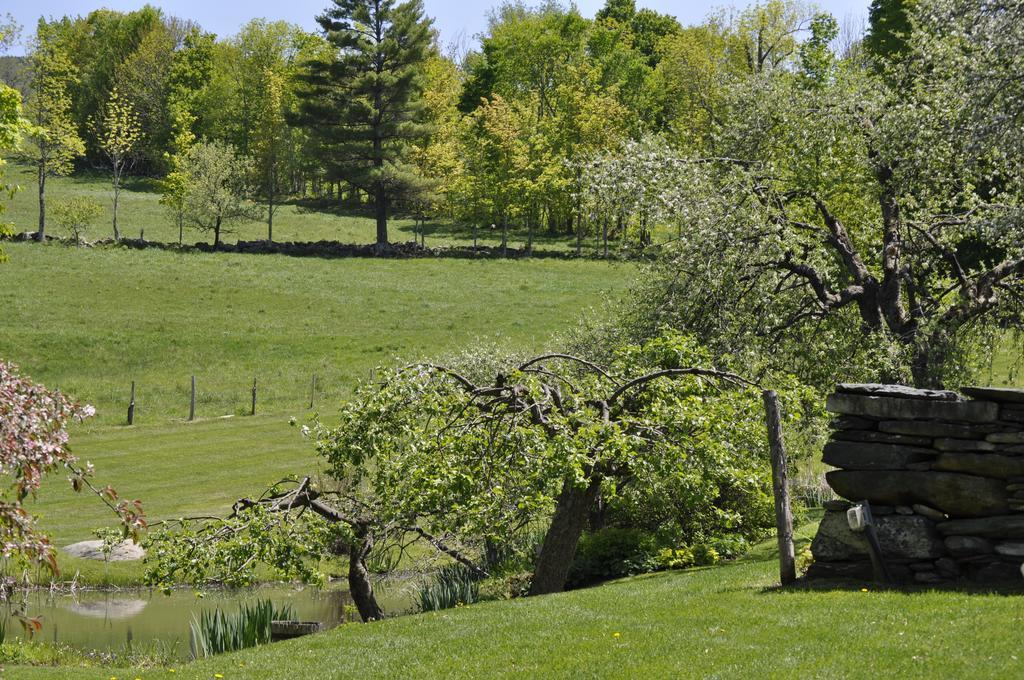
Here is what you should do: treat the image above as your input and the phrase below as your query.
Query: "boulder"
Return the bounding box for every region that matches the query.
[823,499,852,511]
[811,510,945,561]
[826,394,998,423]
[914,571,945,584]
[831,430,932,446]
[826,470,1009,518]
[937,515,1024,538]
[944,535,994,556]
[962,387,1024,404]
[804,560,874,581]
[836,384,962,401]
[822,441,936,470]
[932,452,1024,479]
[933,438,998,453]
[63,540,145,561]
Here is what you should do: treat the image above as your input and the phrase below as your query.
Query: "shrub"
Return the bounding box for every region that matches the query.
[51,197,102,244]
[692,543,720,566]
[566,527,658,588]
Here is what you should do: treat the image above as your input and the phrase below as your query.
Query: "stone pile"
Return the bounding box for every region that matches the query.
[808,383,1024,584]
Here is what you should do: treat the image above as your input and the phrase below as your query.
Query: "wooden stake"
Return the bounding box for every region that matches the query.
[310,374,317,409]
[251,377,257,416]
[763,389,796,585]
[127,381,135,425]
[189,375,196,421]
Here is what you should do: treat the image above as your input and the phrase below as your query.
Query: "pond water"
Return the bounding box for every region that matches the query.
[2,582,412,660]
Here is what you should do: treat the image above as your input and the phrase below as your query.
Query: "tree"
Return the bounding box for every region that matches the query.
[52,197,102,245]
[629,1,1024,390]
[251,67,288,242]
[0,18,22,263]
[144,332,779,615]
[92,86,142,241]
[296,0,434,250]
[180,141,259,248]
[19,19,85,242]
[864,0,916,63]
[0,361,145,593]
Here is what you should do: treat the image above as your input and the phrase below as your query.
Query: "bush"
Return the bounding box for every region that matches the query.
[51,197,102,244]
[566,527,658,588]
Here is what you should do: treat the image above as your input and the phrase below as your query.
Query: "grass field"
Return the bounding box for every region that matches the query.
[0,242,632,426]
[14,516,1024,679]
[2,162,594,251]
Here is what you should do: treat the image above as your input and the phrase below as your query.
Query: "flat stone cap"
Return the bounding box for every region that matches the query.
[836,383,962,401]
[961,386,1024,404]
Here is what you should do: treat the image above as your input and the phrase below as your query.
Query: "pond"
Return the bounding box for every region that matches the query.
[2,582,413,660]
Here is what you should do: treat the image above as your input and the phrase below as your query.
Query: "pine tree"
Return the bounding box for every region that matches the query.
[865,0,916,63]
[297,0,434,249]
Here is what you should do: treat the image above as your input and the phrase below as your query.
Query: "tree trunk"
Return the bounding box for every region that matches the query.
[348,525,384,622]
[112,164,121,241]
[37,167,46,242]
[529,474,603,596]
[178,213,183,246]
[267,195,274,244]
[214,216,222,249]
[374,187,388,249]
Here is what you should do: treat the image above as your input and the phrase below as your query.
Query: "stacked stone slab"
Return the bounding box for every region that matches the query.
[808,383,1024,584]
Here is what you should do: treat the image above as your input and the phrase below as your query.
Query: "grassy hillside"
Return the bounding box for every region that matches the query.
[0,243,632,425]
[15,520,1024,679]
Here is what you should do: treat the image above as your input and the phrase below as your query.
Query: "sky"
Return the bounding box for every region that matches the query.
[3,0,872,55]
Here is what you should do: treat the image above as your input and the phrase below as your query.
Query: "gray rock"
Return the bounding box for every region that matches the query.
[811,511,946,561]
[967,559,1023,582]
[908,562,935,572]
[1007,484,1024,492]
[831,430,933,446]
[836,383,962,401]
[914,571,945,584]
[933,438,998,453]
[826,470,1009,518]
[879,420,986,438]
[895,505,914,515]
[871,505,895,515]
[823,499,852,512]
[831,415,879,430]
[822,441,936,471]
[935,557,960,577]
[932,452,1024,479]
[937,515,1024,538]
[962,387,1024,404]
[944,535,994,556]
[999,406,1024,423]
[804,560,873,581]
[912,504,946,521]
[995,542,1024,557]
[986,432,1024,444]
[63,540,145,561]
[826,394,998,423]
[906,462,934,471]
[997,445,1024,454]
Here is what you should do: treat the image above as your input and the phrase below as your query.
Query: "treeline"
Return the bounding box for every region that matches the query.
[3,0,855,248]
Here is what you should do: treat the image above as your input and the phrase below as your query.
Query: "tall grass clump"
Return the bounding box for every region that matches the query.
[189,599,295,658]
[417,565,480,613]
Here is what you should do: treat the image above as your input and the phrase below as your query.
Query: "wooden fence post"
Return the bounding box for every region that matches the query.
[763,389,796,585]
[251,377,257,416]
[127,381,135,425]
[189,375,196,421]
[309,374,317,409]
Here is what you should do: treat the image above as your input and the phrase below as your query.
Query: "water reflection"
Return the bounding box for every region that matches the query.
[2,583,404,660]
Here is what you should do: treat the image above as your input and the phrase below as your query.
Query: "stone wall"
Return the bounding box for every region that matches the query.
[808,383,1024,584]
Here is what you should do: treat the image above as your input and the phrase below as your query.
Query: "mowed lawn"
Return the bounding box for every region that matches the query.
[0,243,633,425]
[15,518,1024,679]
